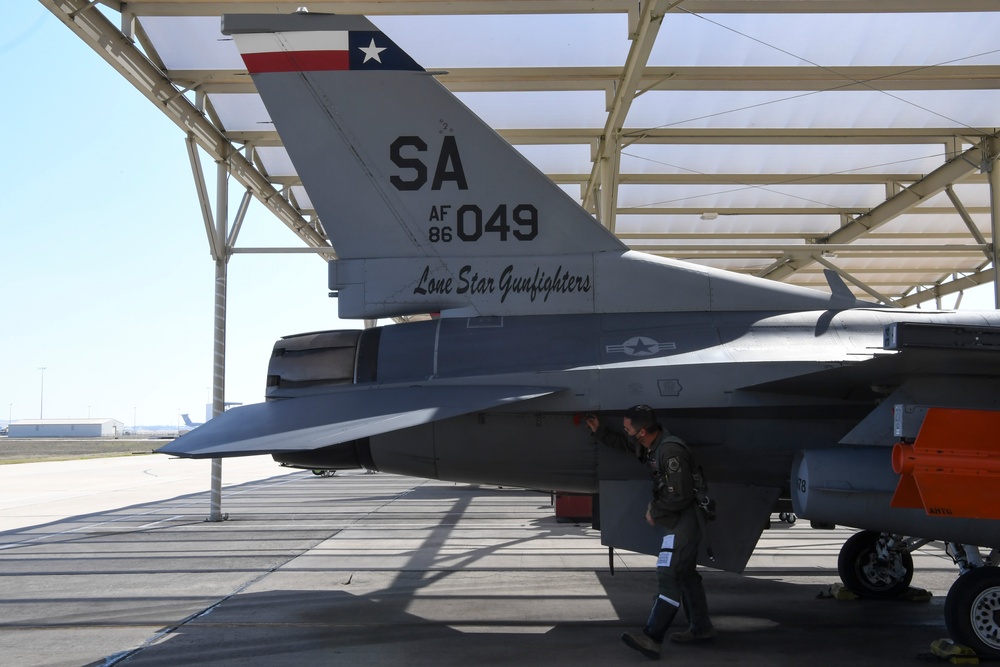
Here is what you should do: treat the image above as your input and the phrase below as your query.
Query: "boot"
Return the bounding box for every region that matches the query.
[621,631,662,660]
[669,627,717,643]
[673,581,713,643]
[622,595,679,659]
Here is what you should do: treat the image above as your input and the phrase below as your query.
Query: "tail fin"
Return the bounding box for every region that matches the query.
[224,12,853,318]
[181,414,194,427]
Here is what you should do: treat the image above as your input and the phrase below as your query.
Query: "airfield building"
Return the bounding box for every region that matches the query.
[8,419,126,438]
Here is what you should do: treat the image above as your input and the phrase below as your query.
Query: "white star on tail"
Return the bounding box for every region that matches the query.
[359,39,386,64]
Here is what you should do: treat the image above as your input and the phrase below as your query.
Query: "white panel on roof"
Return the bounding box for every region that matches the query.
[513,144,594,173]
[255,147,295,177]
[456,91,607,129]
[207,93,271,131]
[618,183,888,210]
[371,14,630,68]
[616,214,841,236]
[139,16,243,69]
[651,13,1000,67]
[877,214,990,236]
[626,89,1000,130]
[920,184,994,208]
[291,186,311,211]
[619,144,950,175]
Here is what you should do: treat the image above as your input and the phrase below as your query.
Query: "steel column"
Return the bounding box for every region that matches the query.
[989,137,1000,309]
[209,158,230,522]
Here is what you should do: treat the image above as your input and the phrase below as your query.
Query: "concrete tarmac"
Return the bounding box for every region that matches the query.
[0,455,962,667]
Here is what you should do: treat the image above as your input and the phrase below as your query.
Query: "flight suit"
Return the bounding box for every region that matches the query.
[593,425,713,646]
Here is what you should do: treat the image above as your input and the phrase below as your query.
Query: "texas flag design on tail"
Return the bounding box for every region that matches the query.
[235,29,423,73]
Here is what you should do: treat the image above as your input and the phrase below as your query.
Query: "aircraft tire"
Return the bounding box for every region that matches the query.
[945,566,1000,658]
[837,530,913,599]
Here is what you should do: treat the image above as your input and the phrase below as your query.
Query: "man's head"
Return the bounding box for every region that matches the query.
[623,404,661,449]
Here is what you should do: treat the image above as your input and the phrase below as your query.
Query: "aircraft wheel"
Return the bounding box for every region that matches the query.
[837,530,913,599]
[945,566,1000,658]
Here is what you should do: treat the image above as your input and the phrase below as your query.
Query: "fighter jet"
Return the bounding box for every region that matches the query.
[159,12,1000,656]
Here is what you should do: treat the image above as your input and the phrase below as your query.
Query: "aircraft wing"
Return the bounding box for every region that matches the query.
[157,384,562,458]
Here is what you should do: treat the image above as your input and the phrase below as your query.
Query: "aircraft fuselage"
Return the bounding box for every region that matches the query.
[269,308,1000,497]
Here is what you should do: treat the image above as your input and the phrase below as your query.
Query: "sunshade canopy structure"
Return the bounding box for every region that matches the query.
[41,0,1000,309]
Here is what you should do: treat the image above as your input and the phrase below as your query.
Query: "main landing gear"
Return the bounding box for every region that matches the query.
[837,531,918,599]
[837,531,1000,658]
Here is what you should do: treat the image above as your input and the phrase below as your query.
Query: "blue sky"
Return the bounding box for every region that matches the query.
[2,5,358,428]
[2,5,997,429]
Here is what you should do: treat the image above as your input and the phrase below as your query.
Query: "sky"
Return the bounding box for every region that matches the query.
[2,5,997,429]
[1,5,360,428]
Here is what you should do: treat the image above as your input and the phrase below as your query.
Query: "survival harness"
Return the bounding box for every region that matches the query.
[644,436,716,522]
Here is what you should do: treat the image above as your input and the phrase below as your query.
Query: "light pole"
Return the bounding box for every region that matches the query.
[38,367,46,419]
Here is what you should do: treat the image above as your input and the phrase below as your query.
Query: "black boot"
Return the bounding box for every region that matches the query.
[622,595,679,659]
[673,582,714,642]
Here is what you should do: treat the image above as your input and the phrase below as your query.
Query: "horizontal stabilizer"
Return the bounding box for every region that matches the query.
[890,408,1000,519]
[157,384,560,459]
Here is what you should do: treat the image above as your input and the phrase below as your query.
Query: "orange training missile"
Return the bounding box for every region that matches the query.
[890,408,1000,519]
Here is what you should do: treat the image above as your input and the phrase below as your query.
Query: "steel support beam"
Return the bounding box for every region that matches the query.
[597,151,620,229]
[944,185,992,261]
[208,158,230,522]
[756,140,988,282]
[584,0,680,222]
[897,268,996,308]
[989,138,1000,309]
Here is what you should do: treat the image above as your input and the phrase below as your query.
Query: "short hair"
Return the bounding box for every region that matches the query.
[625,404,660,433]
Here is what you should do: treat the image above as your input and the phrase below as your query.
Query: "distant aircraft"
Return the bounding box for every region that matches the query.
[180,403,243,429]
[180,414,203,429]
[159,12,1000,656]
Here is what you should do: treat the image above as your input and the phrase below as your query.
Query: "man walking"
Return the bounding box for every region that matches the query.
[586,405,715,659]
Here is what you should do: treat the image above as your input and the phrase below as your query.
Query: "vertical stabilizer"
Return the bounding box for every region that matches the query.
[224,13,855,318]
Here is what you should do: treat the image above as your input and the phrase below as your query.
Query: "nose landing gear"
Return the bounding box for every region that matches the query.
[837,530,915,599]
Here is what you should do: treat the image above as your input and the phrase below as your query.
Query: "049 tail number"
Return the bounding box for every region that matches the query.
[429,204,537,243]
